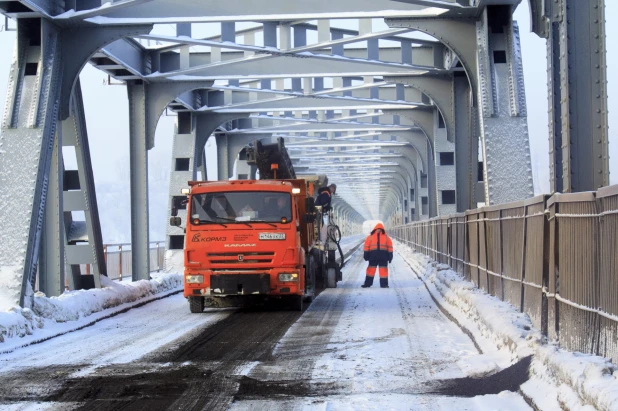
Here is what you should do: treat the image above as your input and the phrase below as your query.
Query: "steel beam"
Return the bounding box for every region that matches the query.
[150,54,441,81]
[75,1,450,23]
[39,119,65,298]
[61,80,107,290]
[454,73,476,211]
[546,0,609,192]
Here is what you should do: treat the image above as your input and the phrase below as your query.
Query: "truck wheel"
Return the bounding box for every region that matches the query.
[291,295,304,311]
[189,296,204,313]
[304,256,316,302]
[327,268,337,288]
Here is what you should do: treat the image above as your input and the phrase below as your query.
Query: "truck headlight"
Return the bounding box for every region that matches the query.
[185,275,204,284]
[279,273,298,282]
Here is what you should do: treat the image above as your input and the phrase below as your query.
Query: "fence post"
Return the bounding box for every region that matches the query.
[520,204,528,313]
[499,209,504,301]
[552,200,559,341]
[447,219,453,268]
[119,245,123,281]
[464,214,469,281]
[483,210,489,293]
[156,242,161,272]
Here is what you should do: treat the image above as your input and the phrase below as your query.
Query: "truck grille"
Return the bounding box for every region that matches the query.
[207,252,275,265]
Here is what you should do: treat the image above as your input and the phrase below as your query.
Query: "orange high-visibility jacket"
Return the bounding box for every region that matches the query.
[363,223,393,262]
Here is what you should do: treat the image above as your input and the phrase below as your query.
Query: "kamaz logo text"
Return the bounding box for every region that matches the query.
[224,244,256,247]
[192,233,226,242]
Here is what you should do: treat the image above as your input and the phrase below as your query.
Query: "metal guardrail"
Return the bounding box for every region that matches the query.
[391,183,618,364]
[80,241,166,282]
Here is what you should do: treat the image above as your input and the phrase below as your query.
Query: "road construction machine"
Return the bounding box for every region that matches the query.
[170,138,343,313]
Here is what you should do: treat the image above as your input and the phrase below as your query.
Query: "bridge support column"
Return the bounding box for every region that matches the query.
[545,0,608,192]
[454,73,477,211]
[127,82,152,281]
[40,119,65,298]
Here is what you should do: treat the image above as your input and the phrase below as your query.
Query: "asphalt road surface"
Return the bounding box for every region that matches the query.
[0,240,531,410]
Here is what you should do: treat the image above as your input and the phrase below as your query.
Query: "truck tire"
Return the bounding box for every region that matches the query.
[304,255,316,302]
[327,268,337,288]
[291,295,304,311]
[189,296,204,313]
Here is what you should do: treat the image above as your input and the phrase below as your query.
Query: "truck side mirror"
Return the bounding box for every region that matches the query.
[171,205,178,217]
[170,216,182,227]
[305,197,316,213]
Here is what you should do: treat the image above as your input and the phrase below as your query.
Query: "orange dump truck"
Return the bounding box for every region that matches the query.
[172,178,326,312]
[170,138,342,313]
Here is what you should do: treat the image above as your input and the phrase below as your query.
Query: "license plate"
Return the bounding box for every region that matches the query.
[259,232,286,240]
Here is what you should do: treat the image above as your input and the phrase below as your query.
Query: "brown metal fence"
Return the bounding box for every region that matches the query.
[391,184,618,364]
[80,241,166,281]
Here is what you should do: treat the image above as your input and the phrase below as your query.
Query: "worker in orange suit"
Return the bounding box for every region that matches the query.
[361,222,394,288]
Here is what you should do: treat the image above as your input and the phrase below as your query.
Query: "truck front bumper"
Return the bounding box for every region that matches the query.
[184,270,301,297]
[209,273,270,295]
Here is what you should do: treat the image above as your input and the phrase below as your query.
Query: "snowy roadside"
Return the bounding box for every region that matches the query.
[0,272,182,353]
[395,240,618,411]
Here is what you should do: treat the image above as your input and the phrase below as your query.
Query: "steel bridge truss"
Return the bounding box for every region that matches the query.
[0,0,608,309]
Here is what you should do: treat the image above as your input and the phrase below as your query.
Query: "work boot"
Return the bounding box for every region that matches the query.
[361,276,374,288]
[380,278,389,288]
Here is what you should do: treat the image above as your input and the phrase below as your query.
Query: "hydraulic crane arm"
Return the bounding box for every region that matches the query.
[245,137,296,180]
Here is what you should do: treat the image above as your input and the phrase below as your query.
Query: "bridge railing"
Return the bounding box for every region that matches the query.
[79,241,166,282]
[392,183,618,364]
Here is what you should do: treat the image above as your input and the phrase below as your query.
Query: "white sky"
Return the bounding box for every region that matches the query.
[0,2,616,196]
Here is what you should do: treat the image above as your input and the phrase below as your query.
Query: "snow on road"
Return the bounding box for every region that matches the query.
[0,294,229,374]
[231,251,532,410]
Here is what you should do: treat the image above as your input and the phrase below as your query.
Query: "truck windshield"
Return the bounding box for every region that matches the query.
[190,191,292,224]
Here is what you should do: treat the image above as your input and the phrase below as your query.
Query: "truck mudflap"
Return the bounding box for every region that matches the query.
[210,274,270,295]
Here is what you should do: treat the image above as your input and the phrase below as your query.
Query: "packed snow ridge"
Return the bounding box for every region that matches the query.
[0,272,182,351]
[394,241,618,411]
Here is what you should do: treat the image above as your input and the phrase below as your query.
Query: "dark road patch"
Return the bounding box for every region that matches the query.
[427,355,532,397]
[150,307,304,363]
[234,376,343,400]
[44,365,210,410]
[0,307,305,411]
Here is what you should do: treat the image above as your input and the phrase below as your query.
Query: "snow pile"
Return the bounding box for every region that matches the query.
[527,345,618,410]
[395,241,618,411]
[33,273,182,322]
[0,272,182,347]
[0,307,43,342]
